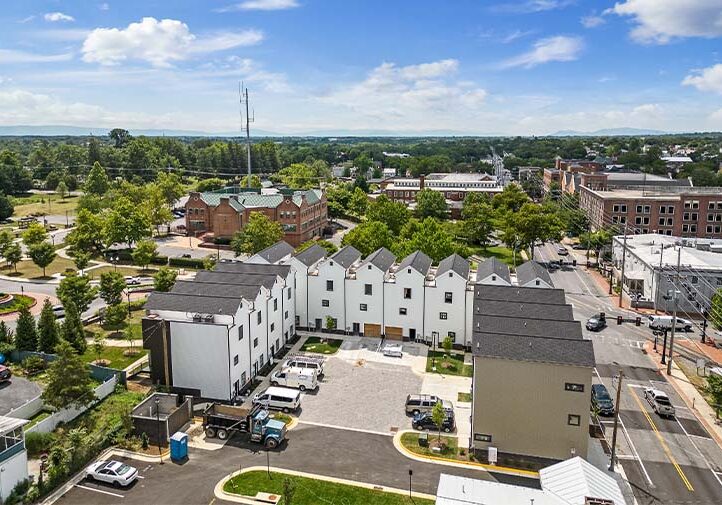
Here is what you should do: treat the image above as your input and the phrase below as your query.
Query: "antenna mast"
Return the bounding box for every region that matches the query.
[239,82,254,188]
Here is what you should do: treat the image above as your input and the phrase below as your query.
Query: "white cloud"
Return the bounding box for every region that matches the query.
[492,0,574,14]
[215,0,299,12]
[99,3,110,10]
[682,64,722,94]
[501,29,535,43]
[44,12,75,22]
[581,15,605,28]
[501,36,583,68]
[81,17,263,67]
[0,49,73,64]
[631,103,661,116]
[18,15,36,24]
[608,0,722,44]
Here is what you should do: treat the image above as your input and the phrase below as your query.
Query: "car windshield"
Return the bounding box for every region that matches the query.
[656,397,671,406]
[115,464,133,475]
[597,391,611,401]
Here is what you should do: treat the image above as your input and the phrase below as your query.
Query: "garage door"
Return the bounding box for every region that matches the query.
[364,323,381,337]
[385,326,403,340]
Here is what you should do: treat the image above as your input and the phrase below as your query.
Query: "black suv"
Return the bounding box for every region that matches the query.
[591,384,615,416]
[586,314,606,332]
[412,412,455,432]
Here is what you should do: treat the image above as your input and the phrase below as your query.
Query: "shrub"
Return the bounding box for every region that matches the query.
[168,256,206,269]
[22,355,47,375]
[213,237,231,245]
[140,431,149,449]
[25,431,55,457]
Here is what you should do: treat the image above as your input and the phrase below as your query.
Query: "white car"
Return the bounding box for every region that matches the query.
[124,276,141,286]
[382,344,403,357]
[86,460,138,487]
[643,388,676,418]
[557,246,569,256]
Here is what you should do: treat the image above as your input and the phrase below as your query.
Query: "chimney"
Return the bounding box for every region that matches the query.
[419,175,425,190]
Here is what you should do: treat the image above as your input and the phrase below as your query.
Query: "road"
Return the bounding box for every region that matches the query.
[328,218,357,247]
[536,242,722,505]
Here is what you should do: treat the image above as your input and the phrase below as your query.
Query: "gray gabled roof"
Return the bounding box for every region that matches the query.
[474,299,574,321]
[293,244,327,267]
[472,332,595,368]
[193,271,277,289]
[145,292,242,316]
[214,261,290,277]
[171,280,264,300]
[474,314,582,339]
[475,257,511,284]
[474,285,567,304]
[329,245,361,269]
[252,241,294,264]
[398,251,432,275]
[436,253,470,279]
[516,260,553,287]
[361,247,396,272]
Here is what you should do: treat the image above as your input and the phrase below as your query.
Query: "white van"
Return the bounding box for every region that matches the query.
[270,367,318,391]
[253,386,302,413]
[647,315,693,332]
[283,356,325,376]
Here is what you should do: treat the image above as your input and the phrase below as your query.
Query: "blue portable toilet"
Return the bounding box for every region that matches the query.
[169,432,188,462]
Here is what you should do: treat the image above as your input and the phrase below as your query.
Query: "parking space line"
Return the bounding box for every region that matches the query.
[74,484,124,498]
[628,386,694,492]
[673,414,722,489]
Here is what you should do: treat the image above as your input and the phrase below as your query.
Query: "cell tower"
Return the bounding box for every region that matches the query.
[239,82,254,188]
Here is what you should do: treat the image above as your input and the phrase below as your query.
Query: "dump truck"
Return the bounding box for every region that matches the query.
[202,403,286,448]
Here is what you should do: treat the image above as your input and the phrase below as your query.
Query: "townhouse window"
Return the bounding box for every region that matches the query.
[399,307,407,315]
[658,217,666,226]
[365,284,373,295]
[666,217,673,226]
[474,433,492,443]
[691,276,698,284]
[360,303,368,312]
[322,299,330,307]
[257,312,262,325]
[448,331,456,342]
[404,288,412,299]
[253,337,259,348]
[273,298,278,311]
[285,310,289,319]
[567,414,581,426]
[445,292,453,303]
[565,383,584,392]
[259,354,265,366]
[238,326,244,340]
[535,280,541,286]
[270,323,275,332]
[326,280,334,291]
[288,288,292,299]
[439,312,448,320]
[407,268,412,274]
[241,372,247,384]
[233,355,239,366]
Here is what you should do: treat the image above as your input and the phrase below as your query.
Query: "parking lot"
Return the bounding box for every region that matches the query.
[0,376,41,415]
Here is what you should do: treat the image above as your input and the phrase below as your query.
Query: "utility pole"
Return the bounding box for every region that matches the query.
[608,369,624,472]
[240,82,254,188]
[667,247,681,376]
[702,310,708,344]
[618,225,628,308]
[654,245,665,314]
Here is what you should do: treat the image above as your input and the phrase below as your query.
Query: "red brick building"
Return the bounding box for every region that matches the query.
[185,188,328,247]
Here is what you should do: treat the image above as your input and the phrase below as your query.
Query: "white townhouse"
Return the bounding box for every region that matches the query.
[424,254,473,348]
[516,260,555,289]
[143,262,295,402]
[307,245,362,331]
[288,244,327,331]
[346,248,397,337]
[383,251,433,341]
[475,257,511,286]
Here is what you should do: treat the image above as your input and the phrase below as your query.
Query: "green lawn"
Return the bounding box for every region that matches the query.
[24,410,51,430]
[425,351,472,377]
[79,345,147,370]
[400,432,469,462]
[0,294,34,314]
[85,310,144,341]
[11,194,79,218]
[1,256,77,279]
[223,471,434,505]
[84,265,148,279]
[470,245,519,267]
[457,392,472,403]
[300,337,342,355]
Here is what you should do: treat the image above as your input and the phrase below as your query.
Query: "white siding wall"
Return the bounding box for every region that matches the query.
[383,268,425,338]
[290,258,309,329]
[424,272,469,345]
[248,288,270,376]
[477,274,511,286]
[519,278,554,289]
[308,260,347,330]
[346,265,385,334]
[0,449,28,501]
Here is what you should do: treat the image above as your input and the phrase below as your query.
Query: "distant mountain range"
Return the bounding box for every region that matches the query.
[548,127,668,137]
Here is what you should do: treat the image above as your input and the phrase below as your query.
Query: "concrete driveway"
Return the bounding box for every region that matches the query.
[0,376,41,415]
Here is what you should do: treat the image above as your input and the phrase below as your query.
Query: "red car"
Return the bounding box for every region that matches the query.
[0,365,11,384]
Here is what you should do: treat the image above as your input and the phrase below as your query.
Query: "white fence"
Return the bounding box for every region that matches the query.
[8,376,119,434]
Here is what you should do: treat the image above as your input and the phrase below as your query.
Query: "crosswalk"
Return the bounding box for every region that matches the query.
[588,334,645,349]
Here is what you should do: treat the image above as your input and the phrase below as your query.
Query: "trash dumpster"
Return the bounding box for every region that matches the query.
[169,432,188,462]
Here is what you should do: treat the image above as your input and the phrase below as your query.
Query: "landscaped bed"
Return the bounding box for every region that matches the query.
[223,471,434,505]
[0,294,35,314]
[85,310,144,341]
[80,346,147,370]
[400,432,471,463]
[425,351,472,377]
[300,336,342,355]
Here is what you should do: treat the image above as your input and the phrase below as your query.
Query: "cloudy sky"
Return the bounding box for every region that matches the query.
[1,0,722,135]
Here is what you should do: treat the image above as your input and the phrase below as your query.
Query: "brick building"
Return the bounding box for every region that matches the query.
[185,187,327,247]
[579,185,722,239]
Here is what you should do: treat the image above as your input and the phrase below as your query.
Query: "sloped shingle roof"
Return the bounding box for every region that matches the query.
[474,285,567,304]
[472,332,595,368]
[516,260,553,287]
[213,261,290,277]
[437,253,470,279]
[474,299,574,321]
[474,314,582,339]
[475,257,511,284]
[361,247,396,272]
[252,241,294,264]
[398,251,432,275]
[330,245,361,269]
[293,244,327,267]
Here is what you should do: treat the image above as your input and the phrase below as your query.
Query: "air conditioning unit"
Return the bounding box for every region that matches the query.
[202,314,214,323]
[192,313,202,322]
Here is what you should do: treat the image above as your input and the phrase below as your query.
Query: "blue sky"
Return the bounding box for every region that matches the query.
[1,0,722,135]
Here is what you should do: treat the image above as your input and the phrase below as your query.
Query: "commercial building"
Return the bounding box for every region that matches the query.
[612,233,722,314]
[545,167,692,196]
[580,186,722,239]
[185,187,327,247]
[470,284,594,465]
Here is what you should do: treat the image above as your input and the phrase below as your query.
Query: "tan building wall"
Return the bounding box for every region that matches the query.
[471,356,591,462]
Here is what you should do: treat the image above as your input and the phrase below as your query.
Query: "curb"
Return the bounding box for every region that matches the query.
[392,430,539,479]
[214,466,437,504]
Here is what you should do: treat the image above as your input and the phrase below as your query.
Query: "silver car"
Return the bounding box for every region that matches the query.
[644,388,675,418]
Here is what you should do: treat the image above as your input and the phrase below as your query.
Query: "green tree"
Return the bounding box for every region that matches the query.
[710,288,722,331]
[28,241,56,277]
[37,299,59,353]
[14,305,37,351]
[365,195,410,234]
[56,180,68,200]
[276,163,317,189]
[403,217,455,262]
[431,401,446,442]
[103,303,127,330]
[501,203,562,260]
[296,239,337,256]
[0,320,13,345]
[154,171,185,207]
[442,335,453,358]
[84,161,110,195]
[0,193,13,220]
[196,178,226,192]
[109,128,132,148]
[22,222,48,248]
[461,195,494,247]
[41,339,95,410]
[705,374,722,418]
[0,229,13,256]
[153,266,178,292]
[325,315,337,330]
[415,189,448,220]
[71,250,91,273]
[4,242,22,272]
[144,185,174,235]
[103,197,151,248]
[492,184,529,213]
[282,477,297,505]
[354,154,372,173]
[61,300,86,353]
[341,221,393,257]
[347,187,368,217]
[240,174,262,189]
[230,212,283,255]
[57,272,98,314]
[325,183,353,219]
[99,271,126,306]
[131,239,158,270]
[66,209,105,255]
[92,333,106,366]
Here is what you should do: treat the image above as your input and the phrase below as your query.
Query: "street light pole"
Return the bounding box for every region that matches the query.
[408,469,413,499]
[667,247,682,376]
[608,369,624,471]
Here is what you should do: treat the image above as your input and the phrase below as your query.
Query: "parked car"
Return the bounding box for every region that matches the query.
[557,246,569,256]
[405,394,453,416]
[572,243,587,250]
[252,386,302,413]
[644,388,675,418]
[647,315,693,332]
[548,262,560,270]
[0,365,11,384]
[181,253,192,258]
[283,356,325,377]
[591,384,614,416]
[86,460,139,487]
[382,343,403,357]
[124,276,141,286]
[412,411,455,432]
[586,314,607,332]
[270,367,318,391]
[51,305,65,319]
